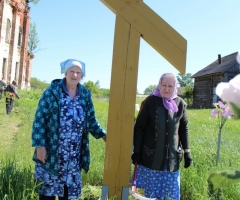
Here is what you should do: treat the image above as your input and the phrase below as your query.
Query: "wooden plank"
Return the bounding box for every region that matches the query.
[100,0,187,73]
[103,14,140,199]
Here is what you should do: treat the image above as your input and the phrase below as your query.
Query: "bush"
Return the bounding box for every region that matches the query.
[18,89,43,100]
[30,77,49,91]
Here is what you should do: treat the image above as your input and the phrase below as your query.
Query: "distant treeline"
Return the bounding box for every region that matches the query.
[30,78,110,98]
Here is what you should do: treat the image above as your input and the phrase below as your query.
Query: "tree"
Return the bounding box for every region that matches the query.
[183,86,194,106]
[177,73,194,87]
[95,80,100,89]
[30,77,49,90]
[98,88,110,97]
[28,23,46,54]
[144,85,156,95]
[28,23,39,53]
[177,73,194,106]
[83,81,99,94]
[26,0,40,5]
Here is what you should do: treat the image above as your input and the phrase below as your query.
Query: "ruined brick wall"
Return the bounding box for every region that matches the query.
[0,0,32,89]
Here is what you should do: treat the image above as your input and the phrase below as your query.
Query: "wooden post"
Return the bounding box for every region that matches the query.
[100,0,187,198]
[103,15,140,198]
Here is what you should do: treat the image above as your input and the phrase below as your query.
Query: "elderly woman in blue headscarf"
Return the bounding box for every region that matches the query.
[131,73,192,199]
[32,59,107,200]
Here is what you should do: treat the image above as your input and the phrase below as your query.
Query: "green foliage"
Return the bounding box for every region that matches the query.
[144,85,156,95]
[96,88,110,98]
[185,109,240,199]
[1,96,240,199]
[83,81,99,94]
[230,102,240,118]
[28,23,39,53]
[95,80,100,89]
[182,86,194,106]
[177,73,194,87]
[0,97,39,199]
[208,170,240,190]
[18,89,43,100]
[177,73,194,106]
[0,159,39,200]
[30,77,49,91]
[26,0,40,5]
[184,85,193,99]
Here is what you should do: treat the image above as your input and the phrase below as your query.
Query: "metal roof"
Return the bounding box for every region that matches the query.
[192,52,238,78]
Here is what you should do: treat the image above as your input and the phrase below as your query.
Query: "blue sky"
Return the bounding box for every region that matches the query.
[29,1,240,94]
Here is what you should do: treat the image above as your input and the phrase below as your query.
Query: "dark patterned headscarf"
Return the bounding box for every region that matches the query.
[152,73,178,113]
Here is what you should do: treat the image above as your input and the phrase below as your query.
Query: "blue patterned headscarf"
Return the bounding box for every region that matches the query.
[60,59,85,77]
[152,73,178,113]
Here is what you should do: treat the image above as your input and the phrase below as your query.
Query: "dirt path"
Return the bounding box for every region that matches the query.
[0,100,21,155]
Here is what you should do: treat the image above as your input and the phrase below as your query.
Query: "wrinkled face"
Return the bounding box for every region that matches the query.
[65,66,82,85]
[160,76,175,98]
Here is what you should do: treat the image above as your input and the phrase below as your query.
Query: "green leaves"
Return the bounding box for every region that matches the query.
[144,85,156,95]
[230,102,240,118]
[28,23,39,53]
[177,73,194,87]
[208,170,240,190]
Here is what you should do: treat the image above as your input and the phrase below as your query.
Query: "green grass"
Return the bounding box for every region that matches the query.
[0,93,240,199]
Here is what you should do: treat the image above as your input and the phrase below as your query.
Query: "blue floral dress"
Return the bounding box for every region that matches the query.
[34,89,84,199]
[135,164,180,200]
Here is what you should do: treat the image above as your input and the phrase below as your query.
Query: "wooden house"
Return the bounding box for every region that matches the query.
[191,52,240,108]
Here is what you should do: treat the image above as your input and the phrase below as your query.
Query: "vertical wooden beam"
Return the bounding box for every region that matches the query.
[103,14,140,199]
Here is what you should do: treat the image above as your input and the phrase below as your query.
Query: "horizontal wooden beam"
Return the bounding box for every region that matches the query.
[101,0,187,73]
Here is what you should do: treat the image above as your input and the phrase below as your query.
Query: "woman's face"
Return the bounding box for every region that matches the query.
[160,76,175,98]
[65,66,82,85]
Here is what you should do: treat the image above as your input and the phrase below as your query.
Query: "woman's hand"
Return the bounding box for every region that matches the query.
[184,152,193,168]
[37,147,47,163]
[131,152,141,165]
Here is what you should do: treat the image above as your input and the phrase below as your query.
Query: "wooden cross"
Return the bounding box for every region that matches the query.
[100,0,187,199]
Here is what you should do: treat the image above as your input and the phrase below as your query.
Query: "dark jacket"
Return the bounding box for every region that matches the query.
[32,79,106,175]
[133,95,190,172]
[4,84,20,99]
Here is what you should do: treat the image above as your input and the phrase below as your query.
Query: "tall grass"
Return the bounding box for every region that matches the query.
[0,159,38,200]
[0,92,240,199]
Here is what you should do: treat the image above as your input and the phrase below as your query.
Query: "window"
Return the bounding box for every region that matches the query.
[2,58,7,80]
[5,19,11,43]
[18,27,23,47]
[212,87,217,104]
[15,62,19,82]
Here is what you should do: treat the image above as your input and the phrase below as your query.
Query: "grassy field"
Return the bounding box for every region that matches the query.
[0,91,240,200]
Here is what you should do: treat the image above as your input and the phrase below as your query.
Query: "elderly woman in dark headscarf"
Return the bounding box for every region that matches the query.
[131,72,192,199]
[32,59,106,200]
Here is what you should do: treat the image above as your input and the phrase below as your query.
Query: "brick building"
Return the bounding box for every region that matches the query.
[0,0,33,89]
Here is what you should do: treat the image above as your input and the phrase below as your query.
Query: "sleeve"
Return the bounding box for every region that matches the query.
[86,93,106,139]
[178,102,190,149]
[4,85,9,93]
[32,89,51,147]
[12,86,20,99]
[133,99,149,152]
